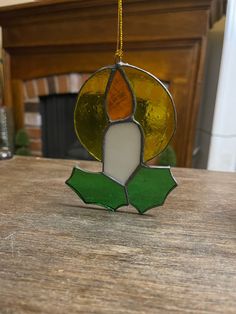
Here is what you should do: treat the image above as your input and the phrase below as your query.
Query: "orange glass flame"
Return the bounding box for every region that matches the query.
[107,70,133,121]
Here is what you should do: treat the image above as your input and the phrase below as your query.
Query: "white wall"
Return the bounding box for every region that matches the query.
[207,0,236,172]
[194,17,225,170]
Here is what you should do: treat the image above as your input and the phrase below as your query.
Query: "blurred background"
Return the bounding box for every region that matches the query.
[0,0,235,172]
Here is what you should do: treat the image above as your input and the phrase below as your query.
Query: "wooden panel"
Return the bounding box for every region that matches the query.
[3,10,208,48]
[10,44,194,79]
[0,0,222,26]
[12,79,24,130]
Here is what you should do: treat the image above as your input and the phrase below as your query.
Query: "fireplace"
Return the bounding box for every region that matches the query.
[40,93,93,160]
[23,73,91,159]
[0,0,225,167]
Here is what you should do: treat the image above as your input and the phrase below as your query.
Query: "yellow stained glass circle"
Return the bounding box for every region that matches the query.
[74,64,176,162]
[123,65,176,161]
[74,68,111,161]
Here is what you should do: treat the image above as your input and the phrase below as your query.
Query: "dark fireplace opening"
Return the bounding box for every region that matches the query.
[40,94,94,160]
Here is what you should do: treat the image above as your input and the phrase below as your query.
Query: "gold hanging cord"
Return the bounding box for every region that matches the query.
[115,0,123,62]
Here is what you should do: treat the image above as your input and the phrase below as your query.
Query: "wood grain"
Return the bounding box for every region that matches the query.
[0,157,235,313]
[11,79,24,130]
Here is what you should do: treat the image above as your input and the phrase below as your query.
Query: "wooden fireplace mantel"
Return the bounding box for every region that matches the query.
[0,0,224,167]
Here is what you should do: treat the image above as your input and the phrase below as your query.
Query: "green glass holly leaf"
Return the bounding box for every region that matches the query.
[127,165,177,214]
[66,167,128,211]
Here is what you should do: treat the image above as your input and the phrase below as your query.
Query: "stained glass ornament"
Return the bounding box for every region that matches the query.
[74,64,176,162]
[66,0,177,214]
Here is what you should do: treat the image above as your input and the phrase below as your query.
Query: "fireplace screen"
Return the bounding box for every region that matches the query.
[40,94,94,160]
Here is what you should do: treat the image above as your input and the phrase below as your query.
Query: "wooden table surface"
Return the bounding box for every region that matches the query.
[0,156,235,313]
